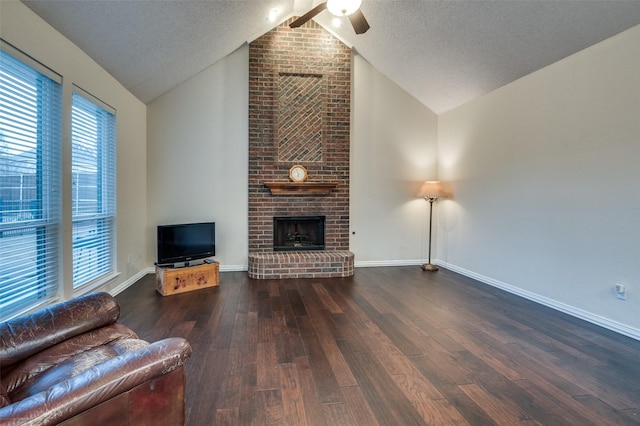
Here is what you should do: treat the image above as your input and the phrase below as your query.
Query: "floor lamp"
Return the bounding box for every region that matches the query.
[419,180,443,272]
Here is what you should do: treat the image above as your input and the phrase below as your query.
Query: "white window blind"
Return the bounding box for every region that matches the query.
[0,45,62,320]
[71,89,116,288]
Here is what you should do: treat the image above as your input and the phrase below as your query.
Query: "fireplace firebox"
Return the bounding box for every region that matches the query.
[273,216,325,251]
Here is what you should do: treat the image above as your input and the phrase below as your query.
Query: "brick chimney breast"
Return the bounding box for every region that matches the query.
[248,19,352,278]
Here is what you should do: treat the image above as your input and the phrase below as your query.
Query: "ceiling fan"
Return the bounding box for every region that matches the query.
[290,0,370,34]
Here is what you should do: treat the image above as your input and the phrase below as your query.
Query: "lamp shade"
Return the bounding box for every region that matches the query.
[418,180,443,200]
[327,0,362,16]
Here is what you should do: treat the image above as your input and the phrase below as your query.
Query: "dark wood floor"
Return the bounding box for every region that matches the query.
[116,266,640,425]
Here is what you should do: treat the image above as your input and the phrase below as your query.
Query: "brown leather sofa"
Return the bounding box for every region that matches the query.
[0,292,192,425]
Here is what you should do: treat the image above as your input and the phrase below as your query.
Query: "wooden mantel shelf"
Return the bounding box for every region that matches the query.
[264,181,339,195]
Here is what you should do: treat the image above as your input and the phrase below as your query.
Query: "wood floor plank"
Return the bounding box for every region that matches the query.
[273,331,295,364]
[443,327,524,381]
[321,402,355,426]
[477,329,588,396]
[512,378,614,426]
[573,394,640,425]
[279,285,302,330]
[254,389,283,426]
[426,381,498,425]
[116,268,640,426]
[257,342,279,390]
[458,383,541,426]
[257,289,272,319]
[344,314,445,402]
[411,337,476,386]
[216,372,242,412]
[392,374,470,425]
[336,340,427,425]
[454,350,550,423]
[338,385,379,426]
[512,333,639,410]
[296,315,344,404]
[214,408,239,426]
[323,311,370,354]
[238,359,258,425]
[330,283,444,393]
[294,355,328,426]
[376,312,424,356]
[311,282,343,314]
[279,362,309,425]
[187,348,228,424]
[298,284,358,387]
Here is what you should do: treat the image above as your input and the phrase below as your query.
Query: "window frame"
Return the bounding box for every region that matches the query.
[0,41,62,320]
[71,86,117,290]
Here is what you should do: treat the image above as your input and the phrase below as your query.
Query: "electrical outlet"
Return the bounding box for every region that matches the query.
[615,283,627,300]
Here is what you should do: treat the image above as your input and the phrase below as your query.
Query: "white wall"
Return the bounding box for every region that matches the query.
[437,25,640,337]
[147,46,249,271]
[351,55,439,265]
[146,51,437,270]
[1,1,148,298]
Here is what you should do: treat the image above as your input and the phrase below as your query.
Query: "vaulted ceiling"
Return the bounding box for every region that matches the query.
[21,0,640,114]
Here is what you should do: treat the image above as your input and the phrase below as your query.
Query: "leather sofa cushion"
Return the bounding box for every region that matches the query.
[0,293,120,368]
[2,323,138,402]
[9,339,149,403]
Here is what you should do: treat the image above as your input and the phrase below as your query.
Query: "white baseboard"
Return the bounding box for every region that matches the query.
[355,259,424,268]
[220,264,248,272]
[439,260,640,342]
[109,268,153,296]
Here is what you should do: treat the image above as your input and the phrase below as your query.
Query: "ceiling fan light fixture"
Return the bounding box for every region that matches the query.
[327,0,362,17]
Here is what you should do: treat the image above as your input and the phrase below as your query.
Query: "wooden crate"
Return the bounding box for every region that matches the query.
[156,262,219,296]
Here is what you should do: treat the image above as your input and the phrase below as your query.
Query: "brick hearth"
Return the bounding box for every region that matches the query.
[248,251,354,280]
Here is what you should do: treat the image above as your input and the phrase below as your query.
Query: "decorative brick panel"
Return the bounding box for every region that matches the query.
[248,18,352,279]
[277,73,323,162]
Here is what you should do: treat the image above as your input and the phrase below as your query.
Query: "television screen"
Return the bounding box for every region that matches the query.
[157,222,215,266]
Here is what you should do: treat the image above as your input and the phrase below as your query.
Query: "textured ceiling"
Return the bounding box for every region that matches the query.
[21,0,640,114]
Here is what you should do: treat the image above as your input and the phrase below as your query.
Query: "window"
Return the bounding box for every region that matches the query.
[0,46,62,319]
[71,89,116,288]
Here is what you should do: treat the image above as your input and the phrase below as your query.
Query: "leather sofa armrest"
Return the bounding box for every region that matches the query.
[0,337,192,426]
[1,293,120,368]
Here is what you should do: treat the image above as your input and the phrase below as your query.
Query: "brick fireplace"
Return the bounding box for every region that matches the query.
[247,19,354,279]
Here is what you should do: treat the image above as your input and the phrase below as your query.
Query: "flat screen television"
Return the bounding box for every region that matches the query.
[157,222,215,266]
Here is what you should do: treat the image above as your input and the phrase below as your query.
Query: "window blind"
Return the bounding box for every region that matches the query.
[71,89,116,288]
[0,46,62,320]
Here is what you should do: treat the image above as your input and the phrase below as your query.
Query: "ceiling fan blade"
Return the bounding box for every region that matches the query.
[349,9,370,34]
[290,2,328,28]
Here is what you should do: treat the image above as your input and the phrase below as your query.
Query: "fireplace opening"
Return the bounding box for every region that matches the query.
[274,216,325,251]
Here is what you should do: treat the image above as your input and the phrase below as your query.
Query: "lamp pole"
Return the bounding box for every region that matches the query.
[421,196,438,271]
[419,180,442,272]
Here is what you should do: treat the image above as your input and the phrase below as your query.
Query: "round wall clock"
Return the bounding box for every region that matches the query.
[289,164,308,182]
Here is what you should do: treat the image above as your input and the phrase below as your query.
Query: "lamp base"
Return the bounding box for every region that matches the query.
[421,263,438,272]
